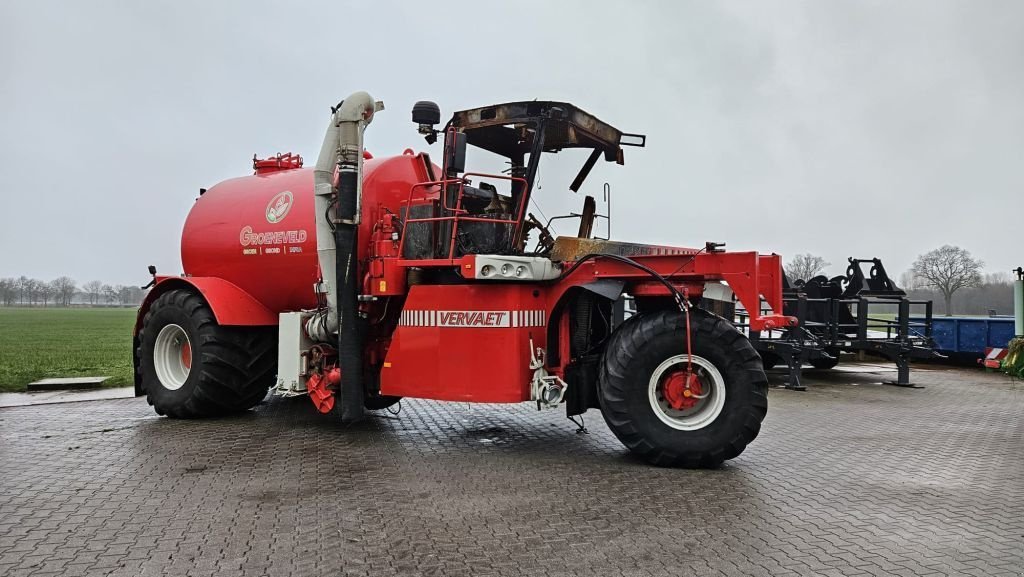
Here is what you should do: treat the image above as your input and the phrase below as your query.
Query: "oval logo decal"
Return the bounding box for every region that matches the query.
[266,190,293,223]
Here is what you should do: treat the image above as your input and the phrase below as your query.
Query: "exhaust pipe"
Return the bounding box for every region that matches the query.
[306,91,383,423]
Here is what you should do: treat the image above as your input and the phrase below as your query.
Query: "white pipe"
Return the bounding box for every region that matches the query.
[306,92,382,342]
[335,92,380,224]
[308,118,340,341]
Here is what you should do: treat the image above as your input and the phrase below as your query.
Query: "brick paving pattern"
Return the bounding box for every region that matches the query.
[1,367,1022,576]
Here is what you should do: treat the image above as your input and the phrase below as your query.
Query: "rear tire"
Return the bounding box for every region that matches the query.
[598,309,768,468]
[137,289,277,418]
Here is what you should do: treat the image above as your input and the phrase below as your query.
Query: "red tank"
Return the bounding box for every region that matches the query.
[180,151,437,313]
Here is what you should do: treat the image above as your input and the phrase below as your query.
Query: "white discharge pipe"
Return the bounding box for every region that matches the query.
[306,92,383,342]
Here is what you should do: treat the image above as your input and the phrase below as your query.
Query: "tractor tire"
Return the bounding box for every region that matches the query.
[137,289,277,418]
[597,308,768,468]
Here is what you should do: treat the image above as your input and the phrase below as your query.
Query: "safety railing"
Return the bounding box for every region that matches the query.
[397,172,529,262]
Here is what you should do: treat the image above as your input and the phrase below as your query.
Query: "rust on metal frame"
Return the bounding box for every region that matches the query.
[548,237,697,263]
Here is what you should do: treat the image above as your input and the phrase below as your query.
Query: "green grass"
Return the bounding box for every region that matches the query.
[0,307,137,392]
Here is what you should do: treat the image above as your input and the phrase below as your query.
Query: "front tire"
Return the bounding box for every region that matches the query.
[137,289,277,418]
[598,309,768,468]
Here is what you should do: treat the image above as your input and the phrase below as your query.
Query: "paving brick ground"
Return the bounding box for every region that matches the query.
[1,366,1022,577]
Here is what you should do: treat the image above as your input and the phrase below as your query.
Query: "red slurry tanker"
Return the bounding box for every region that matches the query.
[133,92,794,467]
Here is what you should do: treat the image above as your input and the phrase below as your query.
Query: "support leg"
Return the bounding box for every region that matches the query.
[885,355,924,388]
[785,353,806,391]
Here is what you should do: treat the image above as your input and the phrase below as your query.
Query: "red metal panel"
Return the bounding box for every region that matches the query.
[134,277,277,335]
[179,153,435,314]
[380,284,547,403]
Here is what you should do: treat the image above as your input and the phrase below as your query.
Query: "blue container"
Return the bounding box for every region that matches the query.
[911,316,1016,356]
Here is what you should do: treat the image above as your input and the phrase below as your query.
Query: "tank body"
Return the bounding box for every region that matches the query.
[181,152,436,314]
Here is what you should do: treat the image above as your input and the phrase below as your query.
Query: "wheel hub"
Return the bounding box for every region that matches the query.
[181,341,192,370]
[648,354,727,432]
[153,324,192,391]
[662,370,703,410]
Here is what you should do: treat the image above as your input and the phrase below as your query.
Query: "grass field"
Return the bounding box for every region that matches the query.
[0,307,136,392]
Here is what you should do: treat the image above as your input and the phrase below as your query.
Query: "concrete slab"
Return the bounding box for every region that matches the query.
[0,386,134,408]
[27,376,109,391]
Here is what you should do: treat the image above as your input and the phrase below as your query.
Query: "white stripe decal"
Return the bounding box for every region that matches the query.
[398,310,552,328]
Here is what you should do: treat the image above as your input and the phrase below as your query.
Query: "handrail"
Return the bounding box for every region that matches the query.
[397,172,529,261]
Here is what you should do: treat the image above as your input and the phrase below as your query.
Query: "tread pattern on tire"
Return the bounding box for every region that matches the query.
[597,308,768,468]
[137,289,277,418]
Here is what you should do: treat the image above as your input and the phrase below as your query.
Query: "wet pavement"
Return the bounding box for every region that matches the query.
[1,366,1022,576]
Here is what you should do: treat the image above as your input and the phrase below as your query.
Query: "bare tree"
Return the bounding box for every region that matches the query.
[120,285,145,306]
[16,276,30,304]
[898,270,919,290]
[0,278,16,306]
[82,280,104,306]
[38,282,54,307]
[784,253,831,282]
[984,271,1011,285]
[102,284,120,305]
[50,277,77,307]
[911,245,983,316]
[21,278,42,306]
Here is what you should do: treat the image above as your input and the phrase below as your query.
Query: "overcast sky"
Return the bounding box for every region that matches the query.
[1,0,1021,286]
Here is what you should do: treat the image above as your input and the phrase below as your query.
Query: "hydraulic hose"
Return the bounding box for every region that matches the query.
[551,252,693,312]
[305,91,381,423]
[335,169,364,423]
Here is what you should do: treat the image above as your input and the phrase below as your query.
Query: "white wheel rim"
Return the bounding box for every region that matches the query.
[647,354,726,431]
[153,324,192,391]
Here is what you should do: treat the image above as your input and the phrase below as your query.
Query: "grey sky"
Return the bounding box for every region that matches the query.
[1,0,1021,286]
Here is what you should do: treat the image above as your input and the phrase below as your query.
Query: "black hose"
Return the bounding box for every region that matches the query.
[335,169,364,423]
[552,252,691,311]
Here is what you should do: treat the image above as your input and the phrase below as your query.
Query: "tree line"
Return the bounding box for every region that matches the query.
[785,245,1015,316]
[0,276,146,307]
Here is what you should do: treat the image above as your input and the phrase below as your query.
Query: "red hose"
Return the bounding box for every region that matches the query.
[683,288,693,376]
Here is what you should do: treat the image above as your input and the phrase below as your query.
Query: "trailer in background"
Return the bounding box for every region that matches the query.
[726,258,939,390]
[910,315,1015,360]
